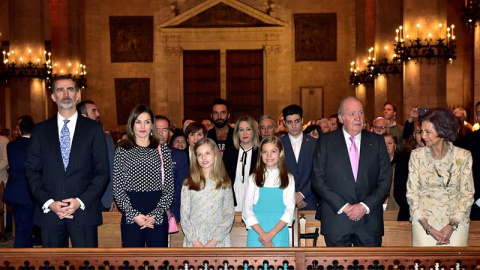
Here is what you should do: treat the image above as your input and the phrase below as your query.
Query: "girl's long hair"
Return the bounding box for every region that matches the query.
[253,136,289,189]
[184,138,231,191]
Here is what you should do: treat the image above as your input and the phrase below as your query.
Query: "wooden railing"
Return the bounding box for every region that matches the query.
[99,210,480,248]
[1,247,480,269]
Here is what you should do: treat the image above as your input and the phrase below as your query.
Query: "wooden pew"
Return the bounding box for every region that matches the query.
[101,212,248,247]
[298,209,480,247]
[99,210,480,248]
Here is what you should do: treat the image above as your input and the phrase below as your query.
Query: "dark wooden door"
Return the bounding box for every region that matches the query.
[183,50,221,121]
[226,50,263,121]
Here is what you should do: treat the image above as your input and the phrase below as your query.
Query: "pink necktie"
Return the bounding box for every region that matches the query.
[349,136,359,181]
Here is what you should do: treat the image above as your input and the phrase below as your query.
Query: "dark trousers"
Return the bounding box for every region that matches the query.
[324,233,382,247]
[470,204,480,221]
[121,215,168,247]
[41,221,98,247]
[10,202,35,248]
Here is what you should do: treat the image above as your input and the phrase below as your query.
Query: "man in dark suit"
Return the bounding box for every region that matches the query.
[26,75,109,247]
[3,116,36,247]
[155,115,188,220]
[456,101,480,220]
[280,104,317,210]
[77,100,117,212]
[312,96,392,247]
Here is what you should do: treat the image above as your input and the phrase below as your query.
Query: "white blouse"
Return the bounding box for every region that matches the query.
[233,146,253,211]
[242,168,296,229]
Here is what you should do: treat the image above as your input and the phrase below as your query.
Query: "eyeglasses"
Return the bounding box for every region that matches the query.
[373,126,388,131]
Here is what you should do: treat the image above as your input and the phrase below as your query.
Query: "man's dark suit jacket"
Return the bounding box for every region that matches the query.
[169,145,188,220]
[456,130,480,220]
[26,115,109,228]
[312,129,392,238]
[101,134,115,209]
[281,134,317,210]
[223,145,258,207]
[3,137,34,206]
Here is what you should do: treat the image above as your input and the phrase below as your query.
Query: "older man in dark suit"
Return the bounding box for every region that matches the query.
[312,96,392,247]
[26,75,109,247]
[456,100,480,220]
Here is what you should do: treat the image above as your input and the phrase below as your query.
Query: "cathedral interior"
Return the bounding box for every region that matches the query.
[0,0,478,132]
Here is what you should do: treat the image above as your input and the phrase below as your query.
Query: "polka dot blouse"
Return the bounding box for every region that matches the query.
[113,144,174,224]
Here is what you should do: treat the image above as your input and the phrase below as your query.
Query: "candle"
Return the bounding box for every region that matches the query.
[416,23,421,38]
[438,23,442,39]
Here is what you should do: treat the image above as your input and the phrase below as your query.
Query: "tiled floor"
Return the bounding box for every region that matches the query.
[0,233,14,247]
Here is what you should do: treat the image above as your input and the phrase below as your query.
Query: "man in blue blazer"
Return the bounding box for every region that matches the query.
[3,116,36,247]
[280,104,317,210]
[312,97,392,246]
[26,75,109,247]
[155,115,188,220]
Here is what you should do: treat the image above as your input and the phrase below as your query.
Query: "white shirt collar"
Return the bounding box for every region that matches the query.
[288,132,303,142]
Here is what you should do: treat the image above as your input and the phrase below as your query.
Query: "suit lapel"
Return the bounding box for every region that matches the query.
[46,116,64,169]
[282,136,298,170]
[335,129,356,182]
[297,134,310,165]
[357,130,373,180]
[68,117,86,172]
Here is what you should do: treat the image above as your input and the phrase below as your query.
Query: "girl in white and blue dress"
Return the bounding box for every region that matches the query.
[242,136,295,247]
[180,138,235,247]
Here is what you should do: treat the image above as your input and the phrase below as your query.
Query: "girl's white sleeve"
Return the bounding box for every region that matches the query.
[281,174,296,226]
[242,175,258,229]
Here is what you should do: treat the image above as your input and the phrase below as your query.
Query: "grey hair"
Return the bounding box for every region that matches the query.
[453,107,467,118]
[338,96,363,115]
[258,114,278,128]
[319,118,331,127]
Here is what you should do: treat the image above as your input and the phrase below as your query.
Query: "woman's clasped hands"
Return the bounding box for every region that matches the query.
[133,214,156,229]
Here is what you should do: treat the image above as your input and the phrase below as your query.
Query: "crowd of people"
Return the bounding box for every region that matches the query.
[0,75,479,248]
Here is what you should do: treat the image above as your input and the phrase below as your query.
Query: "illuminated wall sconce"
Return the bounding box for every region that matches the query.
[462,0,480,28]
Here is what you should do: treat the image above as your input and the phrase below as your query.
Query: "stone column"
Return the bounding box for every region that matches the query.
[374,0,403,121]
[355,0,375,122]
[50,0,82,77]
[402,0,448,112]
[8,0,48,127]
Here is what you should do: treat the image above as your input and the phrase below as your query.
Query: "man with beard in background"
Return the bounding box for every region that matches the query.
[207,98,234,156]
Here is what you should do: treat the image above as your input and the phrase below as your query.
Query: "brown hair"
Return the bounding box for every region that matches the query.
[253,136,289,189]
[118,104,159,150]
[184,138,231,191]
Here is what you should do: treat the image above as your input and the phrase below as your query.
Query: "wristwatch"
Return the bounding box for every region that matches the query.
[449,220,459,231]
[425,225,432,235]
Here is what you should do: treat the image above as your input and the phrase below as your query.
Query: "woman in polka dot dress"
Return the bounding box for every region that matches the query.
[113,105,174,247]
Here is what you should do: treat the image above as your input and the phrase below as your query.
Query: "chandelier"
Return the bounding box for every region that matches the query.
[1,35,87,89]
[349,23,456,85]
[393,24,456,64]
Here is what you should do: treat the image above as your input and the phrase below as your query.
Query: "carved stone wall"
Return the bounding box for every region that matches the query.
[158,27,290,126]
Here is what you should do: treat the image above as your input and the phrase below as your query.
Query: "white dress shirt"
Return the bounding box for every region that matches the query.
[288,133,303,162]
[242,169,296,229]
